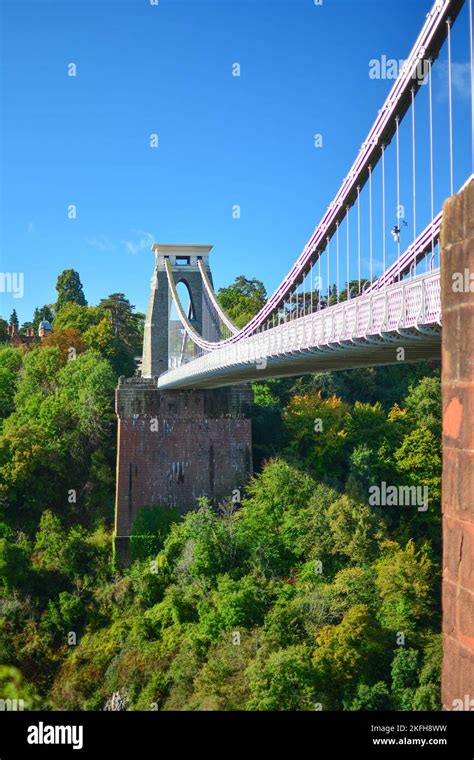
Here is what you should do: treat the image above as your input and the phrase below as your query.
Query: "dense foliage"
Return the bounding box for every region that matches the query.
[217,276,267,328]
[0,272,442,710]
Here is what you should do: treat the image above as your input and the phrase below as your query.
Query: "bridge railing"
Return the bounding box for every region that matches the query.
[158,269,441,388]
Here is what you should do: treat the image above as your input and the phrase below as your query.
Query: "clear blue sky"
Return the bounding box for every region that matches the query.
[0,0,472,324]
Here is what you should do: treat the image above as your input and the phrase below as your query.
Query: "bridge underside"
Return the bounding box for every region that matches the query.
[158,330,441,389]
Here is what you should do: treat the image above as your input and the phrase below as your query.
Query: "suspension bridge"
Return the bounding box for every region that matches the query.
[139,0,473,390]
[115,0,474,710]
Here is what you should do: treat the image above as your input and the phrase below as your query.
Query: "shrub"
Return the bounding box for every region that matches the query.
[130,505,181,561]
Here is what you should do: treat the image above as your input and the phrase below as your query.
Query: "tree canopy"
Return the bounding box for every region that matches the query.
[55,269,87,312]
[217,276,267,328]
[0,267,442,713]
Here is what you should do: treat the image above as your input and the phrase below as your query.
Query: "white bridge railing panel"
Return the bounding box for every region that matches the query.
[158,270,442,389]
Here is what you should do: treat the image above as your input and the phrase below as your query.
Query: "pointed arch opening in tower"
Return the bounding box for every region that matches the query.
[168,279,200,369]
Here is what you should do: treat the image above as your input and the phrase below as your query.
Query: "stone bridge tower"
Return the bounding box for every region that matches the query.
[142,244,214,378]
[114,244,253,565]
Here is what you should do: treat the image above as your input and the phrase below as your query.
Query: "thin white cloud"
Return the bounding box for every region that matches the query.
[435,61,471,102]
[122,230,155,255]
[85,234,115,252]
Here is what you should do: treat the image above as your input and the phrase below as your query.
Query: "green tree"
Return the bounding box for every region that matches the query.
[395,427,441,502]
[0,537,30,589]
[324,566,378,615]
[0,349,115,528]
[412,634,442,710]
[283,391,349,481]
[251,382,288,469]
[19,321,34,336]
[0,366,16,417]
[12,347,62,415]
[390,648,419,710]
[204,573,274,634]
[374,540,437,634]
[55,269,87,312]
[345,681,391,710]
[84,294,144,376]
[246,644,317,711]
[52,303,102,334]
[327,495,386,565]
[9,309,19,328]
[33,510,66,571]
[0,666,41,709]
[290,482,339,571]
[0,347,22,418]
[34,511,97,580]
[235,459,317,576]
[98,293,143,346]
[312,604,388,707]
[394,427,442,549]
[0,317,8,343]
[404,376,441,436]
[217,276,266,328]
[0,421,68,529]
[45,591,86,635]
[183,633,257,710]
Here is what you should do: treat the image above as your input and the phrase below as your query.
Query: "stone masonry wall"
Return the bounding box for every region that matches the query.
[441,178,474,710]
[114,378,253,564]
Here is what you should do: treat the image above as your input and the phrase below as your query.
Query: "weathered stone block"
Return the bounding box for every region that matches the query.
[442,448,474,520]
[442,383,474,450]
[443,516,474,590]
[442,635,474,710]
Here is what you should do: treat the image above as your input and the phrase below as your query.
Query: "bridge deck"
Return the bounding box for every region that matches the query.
[158,270,441,390]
